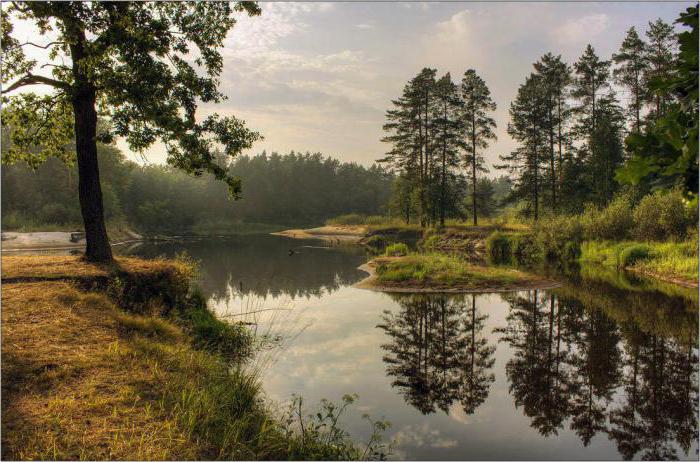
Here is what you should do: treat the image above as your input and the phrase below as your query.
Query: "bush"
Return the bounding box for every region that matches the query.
[384,242,409,257]
[511,233,541,266]
[581,194,634,240]
[618,243,651,267]
[486,231,512,264]
[364,235,387,250]
[532,215,583,263]
[420,234,440,251]
[633,189,691,241]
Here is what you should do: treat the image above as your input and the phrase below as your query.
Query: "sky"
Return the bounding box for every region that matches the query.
[7,1,692,172]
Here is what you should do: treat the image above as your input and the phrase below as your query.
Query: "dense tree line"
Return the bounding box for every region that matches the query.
[380,68,498,227]
[498,6,698,219]
[1,148,393,233]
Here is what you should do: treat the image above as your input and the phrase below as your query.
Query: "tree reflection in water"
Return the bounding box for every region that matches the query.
[498,289,697,460]
[377,294,495,416]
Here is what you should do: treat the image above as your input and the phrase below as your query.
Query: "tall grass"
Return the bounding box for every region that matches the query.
[375,252,529,287]
[581,240,698,280]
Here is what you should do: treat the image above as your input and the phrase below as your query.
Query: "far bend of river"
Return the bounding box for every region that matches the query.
[122,234,698,460]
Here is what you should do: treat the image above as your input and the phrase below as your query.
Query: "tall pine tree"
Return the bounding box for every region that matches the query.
[458,69,496,225]
[613,27,649,133]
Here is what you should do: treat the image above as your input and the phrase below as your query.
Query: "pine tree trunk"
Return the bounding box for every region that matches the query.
[549,104,556,211]
[70,33,112,262]
[471,117,478,226]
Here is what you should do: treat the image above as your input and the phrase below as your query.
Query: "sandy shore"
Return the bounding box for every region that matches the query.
[271,225,367,243]
[1,231,143,252]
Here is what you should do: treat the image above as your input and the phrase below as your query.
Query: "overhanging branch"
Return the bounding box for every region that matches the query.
[2,73,70,94]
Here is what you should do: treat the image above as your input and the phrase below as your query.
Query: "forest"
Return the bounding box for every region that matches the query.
[2,143,513,233]
[1,148,394,232]
[380,8,698,226]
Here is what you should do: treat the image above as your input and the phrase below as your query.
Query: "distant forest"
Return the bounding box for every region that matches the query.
[2,144,513,233]
[1,147,392,232]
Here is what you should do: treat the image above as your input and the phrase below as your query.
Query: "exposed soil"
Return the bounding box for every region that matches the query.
[627,267,698,289]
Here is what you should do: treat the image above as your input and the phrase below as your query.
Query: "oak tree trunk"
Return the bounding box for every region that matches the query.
[70,32,112,262]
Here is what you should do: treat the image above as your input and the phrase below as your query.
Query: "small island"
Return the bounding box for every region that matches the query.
[355,254,561,293]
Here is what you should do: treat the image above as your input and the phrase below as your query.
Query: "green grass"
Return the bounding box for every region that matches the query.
[580,240,698,281]
[375,253,537,289]
[384,242,409,257]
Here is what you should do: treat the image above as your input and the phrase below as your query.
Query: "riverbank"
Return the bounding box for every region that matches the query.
[271,225,367,243]
[355,255,560,293]
[1,226,143,252]
[1,255,383,460]
[580,240,698,288]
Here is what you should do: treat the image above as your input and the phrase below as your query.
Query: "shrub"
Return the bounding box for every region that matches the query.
[581,194,634,240]
[486,231,511,264]
[384,242,409,257]
[532,215,583,262]
[420,234,440,251]
[563,241,582,262]
[364,235,387,250]
[511,233,540,266]
[633,189,691,241]
[618,243,651,267]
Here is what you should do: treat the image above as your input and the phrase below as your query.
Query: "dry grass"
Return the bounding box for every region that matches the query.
[1,281,195,460]
[1,255,190,281]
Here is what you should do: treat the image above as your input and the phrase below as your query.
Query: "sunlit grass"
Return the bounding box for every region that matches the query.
[374,252,539,289]
[580,240,698,281]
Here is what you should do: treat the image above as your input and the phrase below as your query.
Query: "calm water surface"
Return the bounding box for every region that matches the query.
[126,235,698,460]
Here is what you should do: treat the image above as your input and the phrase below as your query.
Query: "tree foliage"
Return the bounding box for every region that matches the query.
[616,5,698,197]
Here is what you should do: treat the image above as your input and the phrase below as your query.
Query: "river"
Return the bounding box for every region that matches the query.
[31,234,700,460]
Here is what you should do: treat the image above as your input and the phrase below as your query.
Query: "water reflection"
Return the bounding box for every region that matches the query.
[128,235,367,301]
[377,294,495,415]
[376,282,697,460]
[124,237,697,460]
[497,288,697,460]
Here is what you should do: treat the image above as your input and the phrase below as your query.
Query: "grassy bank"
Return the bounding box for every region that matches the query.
[1,256,389,460]
[361,253,557,292]
[580,240,698,285]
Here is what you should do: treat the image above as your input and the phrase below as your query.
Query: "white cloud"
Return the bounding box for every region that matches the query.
[393,423,458,449]
[435,9,472,41]
[226,2,334,53]
[552,13,611,43]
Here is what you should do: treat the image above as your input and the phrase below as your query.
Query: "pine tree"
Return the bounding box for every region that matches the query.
[534,53,571,210]
[571,45,612,141]
[433,74,462,226]
[500,74,547,220]
[644,19,678,118]
[588,98,626,204]
[613,27,649,133]
[458,69,496,225]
